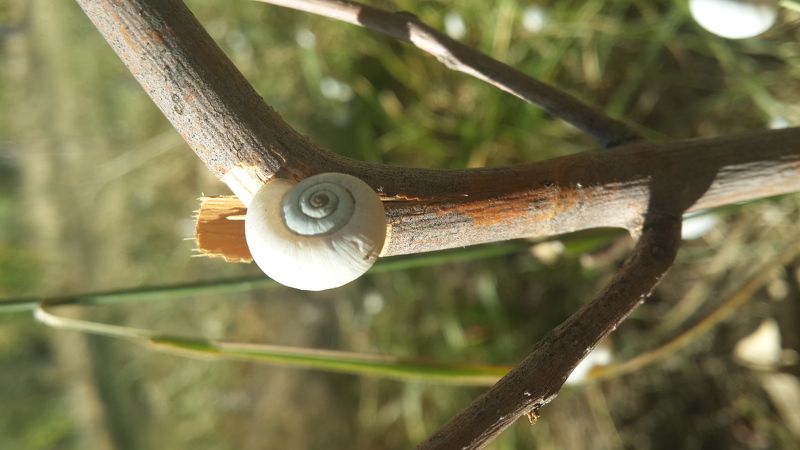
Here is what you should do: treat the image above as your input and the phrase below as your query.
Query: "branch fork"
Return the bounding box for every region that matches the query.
[72,0,800,448]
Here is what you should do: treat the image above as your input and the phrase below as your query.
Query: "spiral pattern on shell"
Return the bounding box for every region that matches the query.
[282,179,356,236]
[245,173,387,291]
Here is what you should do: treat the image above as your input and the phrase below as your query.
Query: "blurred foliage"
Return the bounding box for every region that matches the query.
[0,0,799,449]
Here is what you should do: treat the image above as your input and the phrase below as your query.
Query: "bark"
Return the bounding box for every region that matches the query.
[75,0,800,257]
[196,128,800,258]
[72,1,800,449]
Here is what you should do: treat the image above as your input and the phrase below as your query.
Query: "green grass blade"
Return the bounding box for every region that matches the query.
[33,298,508,385]
[0,240,536,314]
[150,337,508,386]
[0,276,279,314]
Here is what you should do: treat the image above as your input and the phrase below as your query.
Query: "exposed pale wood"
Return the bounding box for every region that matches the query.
[194,196,251,263]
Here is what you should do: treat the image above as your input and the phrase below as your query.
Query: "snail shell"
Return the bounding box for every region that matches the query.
[689,0,778,40]
[245,172,387,291]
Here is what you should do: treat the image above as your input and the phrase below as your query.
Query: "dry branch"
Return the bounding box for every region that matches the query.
[194,127,800,259]
[75,0,800,258]
[253,0,640,148]
[72,0,800,449]
[78,0,800,255]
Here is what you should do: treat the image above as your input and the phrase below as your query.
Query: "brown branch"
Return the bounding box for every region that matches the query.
[253,0,640,148]
[194,127,800,258]
[74,0,337,202]
[418,215,683,449]
[75,0,800,258]
[70,1,800,448]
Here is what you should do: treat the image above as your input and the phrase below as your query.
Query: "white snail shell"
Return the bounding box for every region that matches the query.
[689,0,778,40]
[244,172,387,291]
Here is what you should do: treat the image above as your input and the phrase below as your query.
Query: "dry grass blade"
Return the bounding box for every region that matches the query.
[589,236,800,381]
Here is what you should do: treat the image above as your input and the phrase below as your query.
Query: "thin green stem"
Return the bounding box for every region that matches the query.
[150,337,508,385]
[0,276,277,314]
[33,296,509,385]
[0,240,536,314]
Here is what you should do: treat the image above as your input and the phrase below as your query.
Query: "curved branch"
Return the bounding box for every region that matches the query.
[67,2,800,448]
[75,0,337,200]
[198,128,800,257]
[253,0,641,148]
[418,216,683,449]
[75,0,800,258]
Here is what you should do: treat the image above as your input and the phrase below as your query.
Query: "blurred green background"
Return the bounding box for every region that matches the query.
[1,0,800,449]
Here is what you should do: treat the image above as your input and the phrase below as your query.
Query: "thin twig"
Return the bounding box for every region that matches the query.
[418,216,682,449]
[253,0,640,148]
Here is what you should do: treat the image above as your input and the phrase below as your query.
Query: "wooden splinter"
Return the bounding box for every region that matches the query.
[194,196,251,263]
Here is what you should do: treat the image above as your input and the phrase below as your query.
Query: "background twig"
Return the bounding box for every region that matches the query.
[590,236,800,380]
[253,0,640,147]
